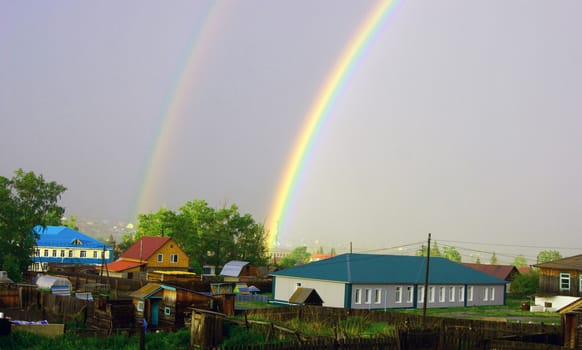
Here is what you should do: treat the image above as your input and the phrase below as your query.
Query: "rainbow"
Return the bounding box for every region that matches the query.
[266,0,400,249]
[132,3,227,219]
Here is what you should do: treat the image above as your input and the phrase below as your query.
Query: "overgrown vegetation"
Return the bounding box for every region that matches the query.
[0,328,191,350]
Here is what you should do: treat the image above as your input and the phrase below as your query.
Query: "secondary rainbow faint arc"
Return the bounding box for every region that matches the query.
[266,0,399,249]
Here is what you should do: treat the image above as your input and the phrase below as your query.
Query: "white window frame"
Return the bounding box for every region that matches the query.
[484,287,489,301]
[52,250,57,257]
[365,289,371,304]
[490,287,495,301]
[137,301,144,312]
[438,287,445,302]
[449,286,455,302]
[468,286,474,301]
[44,249,49,257]
[429,286,435,303]
[459,286,465,302]
[80,250,87,258]
[164,306,171,316]
[170,254,178,263]
[406,286,413,303]
[374,289,381,304]
[355,289,362,304]
[157,254,163,263]
[418,286,424,303]
[93,251,98,258]
[68,250,73,257]
[560,273,571,291]
[579,275,582,293]
[395,286,402,303]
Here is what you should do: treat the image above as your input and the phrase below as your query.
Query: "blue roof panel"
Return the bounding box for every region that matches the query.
[34,225,112,250]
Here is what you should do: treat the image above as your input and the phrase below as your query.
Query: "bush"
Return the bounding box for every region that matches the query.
[510,270,539,296]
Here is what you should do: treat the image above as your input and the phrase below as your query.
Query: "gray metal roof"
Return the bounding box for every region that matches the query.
[220,260,249,277]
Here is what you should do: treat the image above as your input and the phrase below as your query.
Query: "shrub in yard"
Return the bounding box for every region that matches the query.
[510,270,539,296]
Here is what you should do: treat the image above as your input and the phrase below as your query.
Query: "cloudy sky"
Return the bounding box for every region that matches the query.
[1,1,581,262]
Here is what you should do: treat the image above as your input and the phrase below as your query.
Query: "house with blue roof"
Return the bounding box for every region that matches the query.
[32,226,113,271]
[271,253,506,310]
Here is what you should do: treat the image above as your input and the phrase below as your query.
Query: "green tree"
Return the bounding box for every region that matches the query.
[475,255,481,264]
[0,169,66,281]
[509,269,539,295]
[442,246,462,262]
[330,247,336,256]
[61,215,78,230]
[537,250,562,264]
[490,252,498,265]
[279,246,311,268]
[416,241,442,257]
[513,255,528,268]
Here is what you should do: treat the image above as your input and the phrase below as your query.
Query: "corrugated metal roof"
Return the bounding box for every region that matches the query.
[271,253,506,285]
[104,260,144,272]
[121,236,171,260]
[220,261,249,277]
[289,288,323,305]
[535,254,582,271]
[35,226,112,250]
[129,283,163,299]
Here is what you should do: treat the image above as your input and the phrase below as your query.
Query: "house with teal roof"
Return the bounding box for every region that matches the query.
[271,253,506,309]
[32,226,113,271]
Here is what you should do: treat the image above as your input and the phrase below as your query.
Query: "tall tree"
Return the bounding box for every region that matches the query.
[279,246,311,268]
[537,250,562,264]
[443,246,462,262]
[490,252,498,265]
[513,255,528,268]
[0,169,66,281]
[61,215,78,230]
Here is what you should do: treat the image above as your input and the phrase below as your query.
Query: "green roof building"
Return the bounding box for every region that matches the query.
[271,253,506,309]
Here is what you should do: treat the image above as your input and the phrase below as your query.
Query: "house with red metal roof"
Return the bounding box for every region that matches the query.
[103,236,189,279]
[461,263,520,290]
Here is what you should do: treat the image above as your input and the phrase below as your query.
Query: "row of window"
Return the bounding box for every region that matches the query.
[559,272,582,292]
[354,286,496,305]
[35,249,108,259]
[156,253,179,264]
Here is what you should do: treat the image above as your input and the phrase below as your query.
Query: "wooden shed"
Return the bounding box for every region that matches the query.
[289,287,324,306]
[130,283,215,328]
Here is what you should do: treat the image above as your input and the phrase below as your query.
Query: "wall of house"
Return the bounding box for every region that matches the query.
[464,285,505,307]
[350,284,416,310]
[146,241,189,270]
[273,277,345,308]
[33,246,112,267]
[539,268,581,297]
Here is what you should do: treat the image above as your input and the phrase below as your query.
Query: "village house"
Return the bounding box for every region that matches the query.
[219,260,259,282]
[271,253,506,309]
[32,226,113,272]
[104,236,189,279]
[535,254,582,297]
[462,263,520,291]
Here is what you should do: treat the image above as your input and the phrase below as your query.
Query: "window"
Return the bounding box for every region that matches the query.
[395,287,402,303]
[52,250,57,257]
[429,286,435,303]
[406,287,413,303]
[157,254,163,263]
[35,249,40,257]
[438,287,445,302]
[164,306,171,316]
[449,286,455,302]
[490,287,495,301]
[60,250,65,257]
[68,250,73,257]
[560,273,571,291]
[80,250,87,258]
[459,286,465,302]
[170,254,178,263]
[365,289,371,304]
[374,289,381,304]
[355,289,362,304]
[44,249,49,257]
[468,286,474,301]
[137,301,144,312]
[484,287,489,301]
[579,275,582,293]
[418,286,425,303]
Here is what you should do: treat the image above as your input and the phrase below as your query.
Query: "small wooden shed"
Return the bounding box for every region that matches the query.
[130,283,215,328]
[289,288,324,306]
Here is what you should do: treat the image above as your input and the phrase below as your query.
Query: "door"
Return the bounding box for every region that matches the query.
[150,299,160,326]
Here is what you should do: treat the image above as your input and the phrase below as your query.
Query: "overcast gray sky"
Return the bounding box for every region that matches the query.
[1,1,581,262]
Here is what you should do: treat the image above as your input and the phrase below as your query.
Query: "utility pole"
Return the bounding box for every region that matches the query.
[422,233,431,327]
